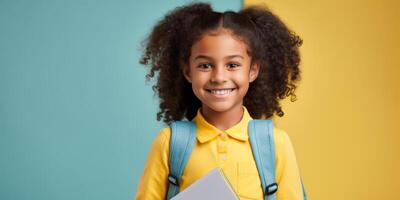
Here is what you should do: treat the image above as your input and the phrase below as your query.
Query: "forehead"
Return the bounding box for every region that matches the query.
[190,28,249,59]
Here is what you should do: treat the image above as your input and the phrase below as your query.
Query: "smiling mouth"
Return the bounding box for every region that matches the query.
[205,88,235,95]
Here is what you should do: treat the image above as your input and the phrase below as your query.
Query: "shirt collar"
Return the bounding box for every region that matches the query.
[193,106,253,143]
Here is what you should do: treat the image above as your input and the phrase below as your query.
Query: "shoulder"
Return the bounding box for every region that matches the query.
[149,127,171,154]
[273,127,294,153]
[158,127,171,141]
[273,127,290,144]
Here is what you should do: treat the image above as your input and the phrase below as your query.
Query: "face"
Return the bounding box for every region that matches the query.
[183,28,260,114]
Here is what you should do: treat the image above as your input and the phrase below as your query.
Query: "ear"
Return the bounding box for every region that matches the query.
[249,61,260,83]
[181,61,192,83]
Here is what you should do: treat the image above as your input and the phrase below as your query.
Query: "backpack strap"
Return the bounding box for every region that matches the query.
[248,119,277,200]
[302,178,308,200]
[248,120,308,200]
[166,121,196,200]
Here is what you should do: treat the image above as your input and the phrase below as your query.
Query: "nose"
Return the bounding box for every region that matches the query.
[210,65,227,84]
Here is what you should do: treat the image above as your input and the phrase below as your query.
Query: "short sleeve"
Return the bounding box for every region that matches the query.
[135,128,171,200]
[274,128,304,200]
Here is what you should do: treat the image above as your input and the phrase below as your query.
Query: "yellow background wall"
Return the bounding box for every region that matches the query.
[244,0,400,199]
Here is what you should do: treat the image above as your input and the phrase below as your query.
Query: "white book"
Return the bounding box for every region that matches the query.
[171,168,239,200]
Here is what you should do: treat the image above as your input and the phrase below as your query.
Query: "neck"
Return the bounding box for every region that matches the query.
[201,104,244,131]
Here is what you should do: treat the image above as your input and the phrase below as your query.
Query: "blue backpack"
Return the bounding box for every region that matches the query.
[166,120,307,200]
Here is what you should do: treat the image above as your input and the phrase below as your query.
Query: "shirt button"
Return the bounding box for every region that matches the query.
[219,133,227,140]
[220,155,227,161]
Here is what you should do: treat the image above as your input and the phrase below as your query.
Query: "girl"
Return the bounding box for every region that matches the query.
[135,2,305,200]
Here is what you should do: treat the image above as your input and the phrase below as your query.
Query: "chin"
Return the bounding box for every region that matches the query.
[204,102,235,113]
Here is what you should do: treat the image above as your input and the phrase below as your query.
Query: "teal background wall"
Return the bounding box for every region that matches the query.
[0,0,241,199]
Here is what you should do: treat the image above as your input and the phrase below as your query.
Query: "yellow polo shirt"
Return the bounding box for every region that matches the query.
[135,106,304,200]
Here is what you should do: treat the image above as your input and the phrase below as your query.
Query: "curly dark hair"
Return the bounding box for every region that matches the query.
[139,2,303,125]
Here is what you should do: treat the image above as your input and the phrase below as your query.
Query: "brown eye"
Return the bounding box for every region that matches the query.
[227,63,241,69]
[198,63,212,69]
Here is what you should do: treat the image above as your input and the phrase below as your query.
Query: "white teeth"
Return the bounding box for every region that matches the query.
[210,89,233,95]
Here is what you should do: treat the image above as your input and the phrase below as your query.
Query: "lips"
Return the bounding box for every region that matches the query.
[205,88,235,97]
[207,88,234,94]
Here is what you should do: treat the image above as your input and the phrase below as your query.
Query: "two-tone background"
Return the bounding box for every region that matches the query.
[1,0,399,199]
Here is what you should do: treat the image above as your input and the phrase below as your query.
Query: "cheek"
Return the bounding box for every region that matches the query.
[232,73,251,95]
[190,73,208,93]
[233,73,251,86]
[191,71,207,84]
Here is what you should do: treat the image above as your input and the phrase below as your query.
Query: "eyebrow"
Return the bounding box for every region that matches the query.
[194,55,244,60]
